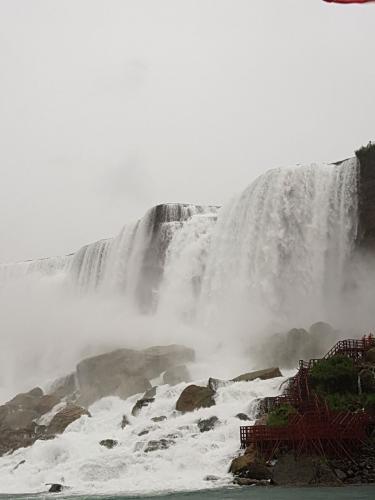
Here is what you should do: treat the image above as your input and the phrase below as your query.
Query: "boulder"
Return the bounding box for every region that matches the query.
[0,387,63,456]
[48,483,64,492]
[138,429,150,436]
[163,365,190,385]
[151,415,167,422]
[0,423,43,456]
[197,416,219,433]
[176,385,215,412]
[365,347,375,364]
[143,345,195,378]
[229,447,257,475]
[99,439,118,449]
[47,404,90,435]
[75,344,193,406]
[144,438,175,453]
[232,367,282,383]
[131,398,155,417]
[272,453,317,485]
[235,413,251,421]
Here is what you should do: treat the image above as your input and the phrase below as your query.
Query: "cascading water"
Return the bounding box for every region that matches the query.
[0,160,358,329]
[197,158,358,330]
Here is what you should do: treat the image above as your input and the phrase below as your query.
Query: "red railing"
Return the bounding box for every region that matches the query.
[240,334,375,456]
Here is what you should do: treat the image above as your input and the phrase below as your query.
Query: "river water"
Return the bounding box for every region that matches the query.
[2,485,375,500]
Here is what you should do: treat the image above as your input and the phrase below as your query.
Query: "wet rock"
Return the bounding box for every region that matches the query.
[144,438,175,453]
[335,469,346,481]
[176,385,215,412]
[34,395,60,416]
[233,477,270,486]
[163,365,190,385]
[138,429,150,436]
[48,373,77,402]
[143,386,157,399]
[121,415,130,429]
[99,439,118,449]
[272,453,318,485]
[131,398,155,417]
[204,475,220,481]
[142,345,195,378]
[229,448,257,475]
[198,416,219,433]
[235,413,250,421]
[47,404,90,435]
[48,483,63,492]
[208,378,231,391]
[365,347,375,364]
[232,367,282,383]
[75,344,194,406]
[151,415,167,422]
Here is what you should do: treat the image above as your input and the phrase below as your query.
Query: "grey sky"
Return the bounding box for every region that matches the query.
[0,0,374,262]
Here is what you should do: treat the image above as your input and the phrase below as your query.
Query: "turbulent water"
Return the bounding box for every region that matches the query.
[0,158,362,496]
[0,377,288,495]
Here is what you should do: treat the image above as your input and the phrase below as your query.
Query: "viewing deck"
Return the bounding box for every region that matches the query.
[240,335,375,457]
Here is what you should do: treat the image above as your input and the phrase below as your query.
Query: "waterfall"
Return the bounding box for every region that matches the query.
[197,158,358,329]
[0,160,358,329]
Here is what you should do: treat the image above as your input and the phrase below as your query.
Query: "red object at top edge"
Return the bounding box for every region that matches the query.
[323,0,374,3]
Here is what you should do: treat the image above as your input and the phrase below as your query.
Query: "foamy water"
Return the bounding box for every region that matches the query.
[0,376,288,495]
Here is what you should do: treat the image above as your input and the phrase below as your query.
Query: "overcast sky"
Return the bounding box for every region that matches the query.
[0,0,374,262]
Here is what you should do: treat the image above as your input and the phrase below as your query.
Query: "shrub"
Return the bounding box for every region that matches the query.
[309,356,357,395]
[267,404,296,428]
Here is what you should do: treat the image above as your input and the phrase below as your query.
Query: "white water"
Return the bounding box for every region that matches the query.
[0,375,288,495]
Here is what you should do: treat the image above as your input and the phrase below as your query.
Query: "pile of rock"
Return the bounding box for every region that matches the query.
[0,387,89,456]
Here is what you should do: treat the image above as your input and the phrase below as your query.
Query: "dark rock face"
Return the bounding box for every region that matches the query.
[47,404,90,435]
[272,453,340,486]
[136,204,217,310]
[99,439,118,449]
[235,413,250,421]
[144,438,175,453]
[48,483,63,492]
[197,416,219,432]
[356,143,375,250]
[365,347,375,364]
[0,387,61,456]
[232,367,282,383]
[176,385,215,412]
[151,415,167,422]
[131,398,155,417]
[163,365,190,385]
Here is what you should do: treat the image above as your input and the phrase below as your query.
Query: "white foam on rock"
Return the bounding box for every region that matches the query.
[0,376,288,495]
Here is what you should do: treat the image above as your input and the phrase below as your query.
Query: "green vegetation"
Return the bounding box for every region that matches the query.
[267,404,296,428]
[324,392,375,412]
[309,355,375,412]
[309,356,357,394]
